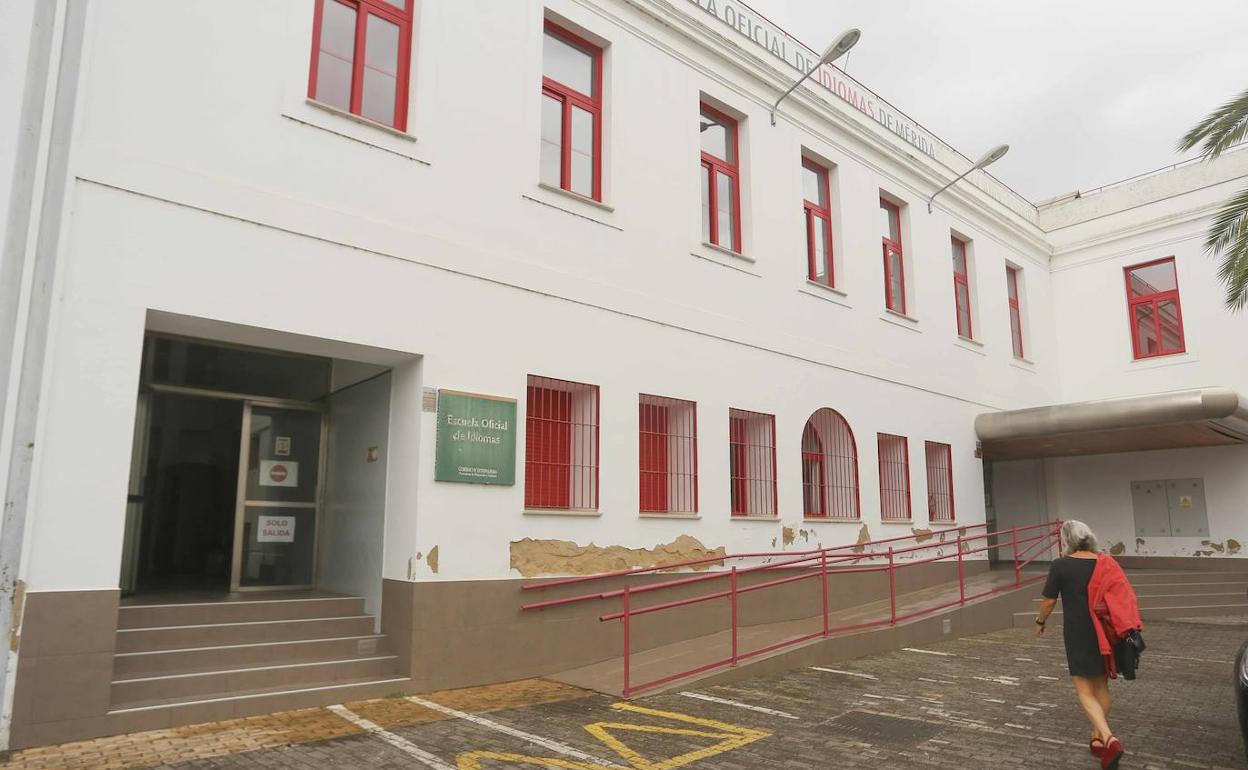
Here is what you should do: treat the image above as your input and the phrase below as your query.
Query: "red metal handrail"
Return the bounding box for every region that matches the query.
[522,519,1063,697]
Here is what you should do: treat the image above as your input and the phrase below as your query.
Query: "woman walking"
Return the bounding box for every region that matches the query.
[1035,520,1140,770]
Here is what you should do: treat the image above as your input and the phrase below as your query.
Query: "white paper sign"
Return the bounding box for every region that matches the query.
[259,460,299,487]
[257,514,296,543]
[274,436,291,456]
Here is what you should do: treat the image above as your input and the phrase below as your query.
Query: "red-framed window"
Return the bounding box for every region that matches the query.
[308,0,414,130]
[540,22,603,201]
[802,159,834,287]
[877,433,911,521]
[728,408,776,517]
[1125,257,1185,359]
[639,395,698,514]
[801,409,859,519]
[952,236,973,339]
[1007,266,1024,359]
[525,375,599,510]
[700,104,742,253]
[924,441,954,523]
[880,198,905,313]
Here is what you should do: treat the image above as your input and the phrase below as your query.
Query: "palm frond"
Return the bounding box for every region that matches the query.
[1177,88,1248,158]
[1205,183,1248,310]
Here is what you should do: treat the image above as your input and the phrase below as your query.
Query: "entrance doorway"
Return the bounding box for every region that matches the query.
[122,335,333,595]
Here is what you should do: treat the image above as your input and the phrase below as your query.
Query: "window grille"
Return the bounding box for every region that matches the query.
[801,409,860,519]
[728,408,776,517]
[525,375,599,510]
[925,441,954,523]
[877,433,911,521]
[639,395,698,513]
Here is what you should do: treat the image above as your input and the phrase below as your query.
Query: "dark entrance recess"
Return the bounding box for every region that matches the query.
[135,393,241,594]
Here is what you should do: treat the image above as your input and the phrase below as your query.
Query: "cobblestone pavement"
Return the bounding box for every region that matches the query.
[5,618,1245,770]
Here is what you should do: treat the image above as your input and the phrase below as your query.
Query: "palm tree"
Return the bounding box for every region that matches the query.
[1177,88,1248,310]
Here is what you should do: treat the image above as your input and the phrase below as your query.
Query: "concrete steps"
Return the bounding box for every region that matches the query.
[110,593,404,715]
[1012,568,1248,627]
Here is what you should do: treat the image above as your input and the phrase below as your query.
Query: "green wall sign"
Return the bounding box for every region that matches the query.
[434,390,517,485]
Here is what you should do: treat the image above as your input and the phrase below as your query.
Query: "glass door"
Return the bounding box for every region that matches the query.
[231,401,326,590]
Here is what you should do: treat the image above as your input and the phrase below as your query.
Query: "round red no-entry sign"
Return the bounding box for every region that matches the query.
[269,464,288,483]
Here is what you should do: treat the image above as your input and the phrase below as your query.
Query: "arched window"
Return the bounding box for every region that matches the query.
[801,409,860,519]
[801,423,826,516]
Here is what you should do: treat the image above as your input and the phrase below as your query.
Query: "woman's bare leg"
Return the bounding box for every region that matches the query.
[1094,675,1112,721]
[1072,675,1112,741]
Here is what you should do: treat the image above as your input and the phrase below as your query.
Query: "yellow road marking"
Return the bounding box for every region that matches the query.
[453,702,770,770]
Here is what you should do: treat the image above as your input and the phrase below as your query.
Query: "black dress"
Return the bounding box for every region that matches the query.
[1042,556,1104,677]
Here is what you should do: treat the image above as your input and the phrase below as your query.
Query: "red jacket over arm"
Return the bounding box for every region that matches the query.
[1087,554,1143,677]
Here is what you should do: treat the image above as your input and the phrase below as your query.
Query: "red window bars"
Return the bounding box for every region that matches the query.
[700,104,742,253]
[639,395,698,514]
[308,0,414,130]
[877,433,911,521]
[728,408,776,517]
[925,441,954,523]
[525,375,599,510]
[802,159,834,287]
[1007,266,1024,359]
[880,198,905,313]
[540,22,603,200]
[1125,257,1185,359]
[952,236,973,339]
[801,409,860,519]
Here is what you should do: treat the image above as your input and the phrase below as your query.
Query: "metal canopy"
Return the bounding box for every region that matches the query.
[975,387,1248,460]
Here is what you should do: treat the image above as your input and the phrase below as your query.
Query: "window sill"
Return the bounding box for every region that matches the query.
[1009,357,1037,373]
[536,182,615,212]
[523,509,601,517]
[879,310,921,333]
[1126,351,1197,371]
[803,517,862,523]
[731,515,779,522]
[523,188,622,231]
[799,283,852,309]
[691,242,760,276]
[879,519,914,525]
[953,336,986,356]
[640,512,701,519]
[282,100,429,164]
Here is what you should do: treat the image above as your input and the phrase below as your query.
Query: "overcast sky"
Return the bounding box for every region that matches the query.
[747,0,1248,201]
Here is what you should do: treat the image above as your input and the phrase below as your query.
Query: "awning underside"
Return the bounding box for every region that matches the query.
[975,387,1248,460]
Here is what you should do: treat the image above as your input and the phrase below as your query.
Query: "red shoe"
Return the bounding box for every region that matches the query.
[1089,738,1104,757]
[1100,737,1124,770]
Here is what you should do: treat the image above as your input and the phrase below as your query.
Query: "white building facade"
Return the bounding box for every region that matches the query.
[1,0,1245,750]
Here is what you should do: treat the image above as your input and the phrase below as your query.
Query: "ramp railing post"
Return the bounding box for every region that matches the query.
[1011,527,1021,587]
[622,584,631,698]
[820,551,830,637]
[730,566,739,666]
[956,535,965,604]
[887,547,897,625]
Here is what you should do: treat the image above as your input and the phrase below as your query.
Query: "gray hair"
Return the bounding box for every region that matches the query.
[1060,519,1099,555]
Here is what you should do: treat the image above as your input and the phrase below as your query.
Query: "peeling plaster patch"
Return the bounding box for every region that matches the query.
[1193,550,1215,557]
[509,535,726,577]
[782,527,796,547]
[912,528,934,543]
[406,557,413,581]
[1229,539,1242,555]
[1201,540,1225,553]
[1109,542,1126,556]
[771,537,778,548]
[427,546,439,574]
[1135,538,1146,552]
[853,525,871,554]
[799,529,811,542]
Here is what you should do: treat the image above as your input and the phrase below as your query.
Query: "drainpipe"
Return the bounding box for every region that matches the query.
[0,0,86,750]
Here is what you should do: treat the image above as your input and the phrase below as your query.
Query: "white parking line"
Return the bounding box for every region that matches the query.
[811,667,879,680]
[917,677,955,684]
[1037,675,1060,681]
[679,691,799,719]
[406,695,628,770]
[327,705,455,770]
[903,647,954,656]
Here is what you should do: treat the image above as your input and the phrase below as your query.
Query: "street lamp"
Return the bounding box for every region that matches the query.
[927,144,1010,212]
[770,28,861,126]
